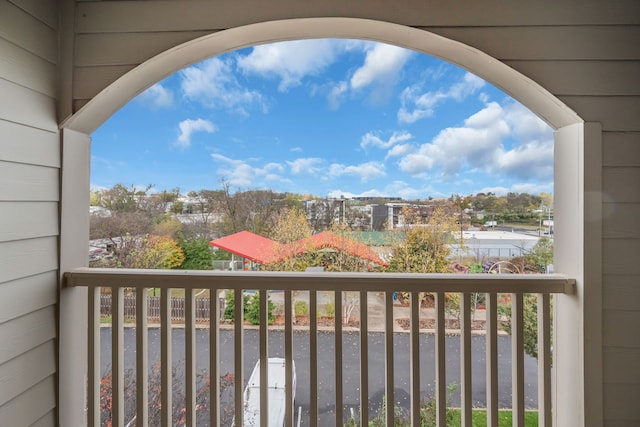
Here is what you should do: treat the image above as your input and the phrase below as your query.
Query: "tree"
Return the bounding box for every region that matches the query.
[525,236,553,273]
[179,238,215,270]
[498,294,549,359]
[129,235,185,269]
[267,207,314,270]
[387,207,457,273]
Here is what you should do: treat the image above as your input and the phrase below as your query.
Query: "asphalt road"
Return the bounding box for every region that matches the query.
[101,328,538,426]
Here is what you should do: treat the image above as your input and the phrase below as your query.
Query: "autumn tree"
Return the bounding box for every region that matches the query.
[387,207,457,273]
[266,207,314,271]
[129,235,185,269]
[217,181,283,236]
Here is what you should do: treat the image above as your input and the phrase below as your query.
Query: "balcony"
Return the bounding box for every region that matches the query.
[64,268,575,427]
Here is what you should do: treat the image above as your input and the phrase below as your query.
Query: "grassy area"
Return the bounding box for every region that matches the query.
[448,409,538,427]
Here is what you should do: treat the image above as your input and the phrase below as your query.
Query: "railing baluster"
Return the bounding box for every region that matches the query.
[210,289,220,427]
[512,293,525,427]
[461,292,472,427]
[260,289,269,427]
[112,287,125,427]
[538,293,552,427]
[88,286,100,427]
[136,288,149,427]
[161,288,172,427]
[486,292,499,427]
[234,288,244,427]
[66,270,572,427]
[185,288,196,426]
[385,290,394,427]
[410,291,420,427]
[285,290,294,427]
[335,290,343,427]
[435,291,446,427]
[359,290,369,427]
[310,290,318,425]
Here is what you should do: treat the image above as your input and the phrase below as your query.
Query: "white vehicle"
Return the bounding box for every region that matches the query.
[241,357,297,427]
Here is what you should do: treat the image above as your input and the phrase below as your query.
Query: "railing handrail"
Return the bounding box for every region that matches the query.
[64,267,575,294]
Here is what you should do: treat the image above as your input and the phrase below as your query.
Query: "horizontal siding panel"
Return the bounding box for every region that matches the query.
[559,96,640,132]
[603,275,640,311]
[0,341,56,407]
[604,383,640,421]
[0,202,58,242]
[505,61,640,96]
[0,120,59,167]
[604,347,640,384]
[0,306,55,366]
[75,0,640,33]
[75,30,212,67]
[429,26,640,61]
[0,79,57,132]
[0,1,56,63]
[0,376,55,427]
[603,310,640,348]
[73,64,136,100]
[603,132,640,167]
[0,237,58,285]
[602,421,640,427]
[603,168,640,204]
[12,0,58,29]
[603,239,640,276]
[30,410,55,427]
[0,271,57,324]
[0,162,59,202]
[0,37,56,97]
[603,203,640,239]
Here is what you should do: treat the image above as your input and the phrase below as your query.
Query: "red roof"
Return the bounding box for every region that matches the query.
[210,230,387,267]
[209,230,282,264]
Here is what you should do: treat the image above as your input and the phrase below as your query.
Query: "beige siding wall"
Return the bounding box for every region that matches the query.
[0,0,58,425]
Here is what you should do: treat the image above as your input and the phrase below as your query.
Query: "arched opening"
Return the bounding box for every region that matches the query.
[60,18,596,427]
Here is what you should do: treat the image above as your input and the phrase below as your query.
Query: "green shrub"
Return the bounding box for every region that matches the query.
[322,301,335,318]
[223,290,249,320]
[294,300,310,316]
[224,291,276,325]
[245,293,276,325]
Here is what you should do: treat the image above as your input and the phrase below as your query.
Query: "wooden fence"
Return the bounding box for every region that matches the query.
[100,294,225,322]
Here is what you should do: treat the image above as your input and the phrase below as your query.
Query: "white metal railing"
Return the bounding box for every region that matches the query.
[64,268,575,427]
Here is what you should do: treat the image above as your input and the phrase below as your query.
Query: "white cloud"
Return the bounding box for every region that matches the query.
[385,143,415,159]
[287,158,324,175]
[350,44,412,90]
[138,83,173,108]
[176,118,216,149]
[398,72,486,123]
[180,57,265,113]
[327,81,348,110]
[328,161,386,183]
[476,186,511,196]
[397,100,554,182]
[360,130,412,149]
[237,40,340,92]
[210,154,288,187]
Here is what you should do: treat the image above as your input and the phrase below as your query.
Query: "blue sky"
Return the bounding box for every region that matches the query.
[91,39,554,199]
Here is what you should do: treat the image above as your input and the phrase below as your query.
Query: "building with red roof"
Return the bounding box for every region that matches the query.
[210,230,387,268]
